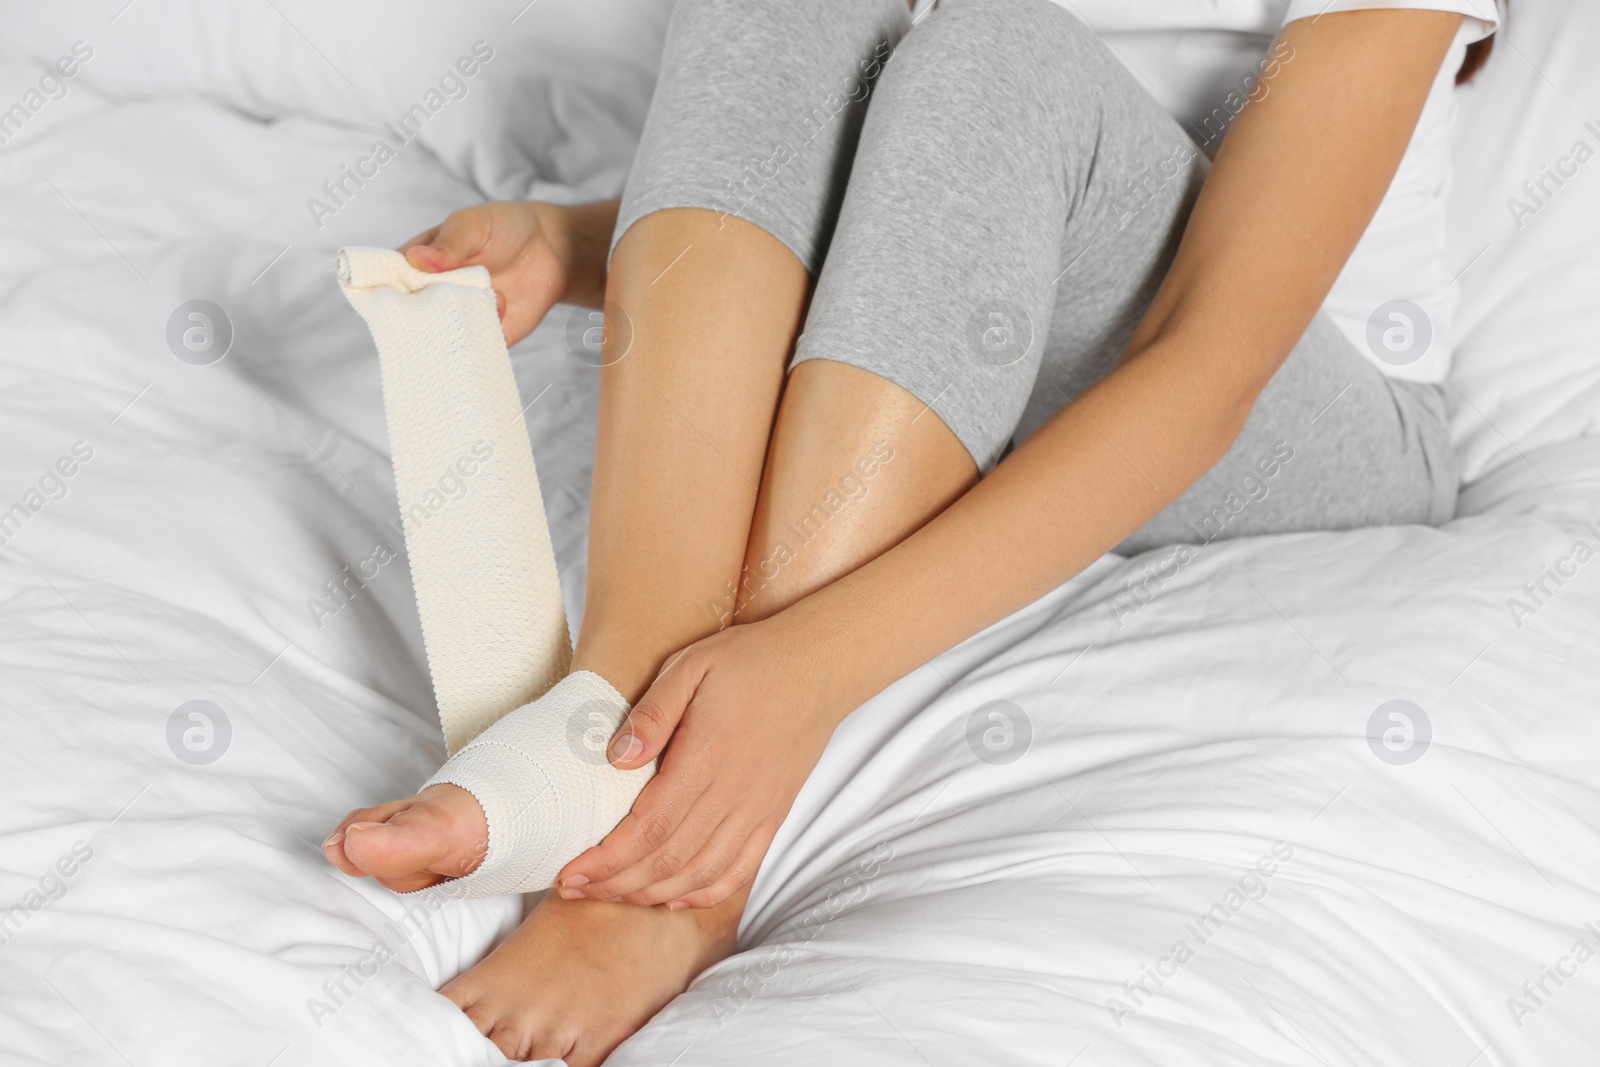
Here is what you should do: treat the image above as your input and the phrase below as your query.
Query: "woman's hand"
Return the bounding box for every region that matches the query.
[399,198,619,346]
[553,619,849,910]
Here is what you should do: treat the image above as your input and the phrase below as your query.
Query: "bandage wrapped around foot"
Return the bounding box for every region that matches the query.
[418,669,653,896]
[337,247,653,898]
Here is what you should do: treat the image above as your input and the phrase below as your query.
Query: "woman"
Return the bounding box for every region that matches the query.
[324,0,1498,1061]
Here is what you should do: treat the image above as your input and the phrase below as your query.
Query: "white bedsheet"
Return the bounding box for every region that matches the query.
[1,1,1597,1065]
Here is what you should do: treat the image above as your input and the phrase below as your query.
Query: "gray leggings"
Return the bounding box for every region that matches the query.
[613,0,1458,553]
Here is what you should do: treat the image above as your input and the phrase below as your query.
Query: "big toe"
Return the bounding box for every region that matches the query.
[342,810,480,882]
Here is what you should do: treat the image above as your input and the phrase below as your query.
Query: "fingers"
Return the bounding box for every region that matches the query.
[668,823,774,910]
[393,201,568,345]
[567,791,735,904]
[555,648,730,896]
[400,208,491,273]
[556,763,701,894]
[608,655,698,770]
[610,810,763,908]
[396,224,439,257]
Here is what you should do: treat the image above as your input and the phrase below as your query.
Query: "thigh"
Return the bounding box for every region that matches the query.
[1122,314,1458,554]
[792,0,1206,471]
[611,0,911,274]
[777,0,1454,544]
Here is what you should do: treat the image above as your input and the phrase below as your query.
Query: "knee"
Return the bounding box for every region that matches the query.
[670,0,907,49]
[886,0,1113,124]
[906,0,1107,78]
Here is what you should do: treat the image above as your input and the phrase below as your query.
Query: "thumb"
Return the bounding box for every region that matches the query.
[400,209,488,273]
[608,653,699,769]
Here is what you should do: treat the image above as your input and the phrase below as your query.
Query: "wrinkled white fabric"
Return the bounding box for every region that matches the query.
[2,0,1597,1060]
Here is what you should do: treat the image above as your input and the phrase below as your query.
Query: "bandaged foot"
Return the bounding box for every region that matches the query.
[415,669,652,897]
[326,247,654,897]
[335,670,654,897]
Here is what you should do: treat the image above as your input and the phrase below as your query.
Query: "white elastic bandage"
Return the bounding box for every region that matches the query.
[419,669,653,896]
[337,247,653,897]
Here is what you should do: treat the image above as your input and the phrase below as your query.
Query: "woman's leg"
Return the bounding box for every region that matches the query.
[443,0,1455,1060]
[475,11,1208,1047]
[438,229,979,1067]
[773,0,1452,559]
[571,0,918,689]
[733,360,978,625]
[436,1,922,1063]
[425,207,810,1061]
[568,208,806,700]
[439,337,978,1067]
[1121,315,1457,554]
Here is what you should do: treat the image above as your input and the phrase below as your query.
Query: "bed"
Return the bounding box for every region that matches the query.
[1,0,1596,1063]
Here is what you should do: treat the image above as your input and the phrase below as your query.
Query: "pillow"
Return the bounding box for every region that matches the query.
[1446,0,1600,489]
[2,0,670,200]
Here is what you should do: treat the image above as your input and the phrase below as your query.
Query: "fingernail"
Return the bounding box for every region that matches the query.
[561,875,589,889]
[668,900,689,911]
[609,732,643,763]
[559,889,585,900]
[322,831,344,848]
[345,821,383,832]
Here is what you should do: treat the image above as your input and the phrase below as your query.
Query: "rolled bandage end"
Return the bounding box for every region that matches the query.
[336,246,492,295]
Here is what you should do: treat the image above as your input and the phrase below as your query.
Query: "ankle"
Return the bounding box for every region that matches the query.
[688,888,748,955]
[570,623,694,703]
[567,648,653,704]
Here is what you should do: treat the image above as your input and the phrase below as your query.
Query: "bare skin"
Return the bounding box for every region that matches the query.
[438,893,739,1065]
[325,206,975,1061]
[325,11,1463,1063]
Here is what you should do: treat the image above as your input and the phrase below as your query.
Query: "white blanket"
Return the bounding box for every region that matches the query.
[1,1,1596,1064]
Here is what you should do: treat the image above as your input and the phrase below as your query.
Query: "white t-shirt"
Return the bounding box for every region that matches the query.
[1050,0,1500,382]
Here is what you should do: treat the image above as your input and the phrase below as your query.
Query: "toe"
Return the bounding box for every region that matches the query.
[323,798,415,877]
[341,811,453,880]
[445,981,567,1065]
[321,832,366,878]
[486,1021,543,1064]
[336,788,487,890]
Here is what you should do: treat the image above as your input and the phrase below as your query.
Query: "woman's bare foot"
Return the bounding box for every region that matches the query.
[444,890,742,1065]
[323,783,488,893]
